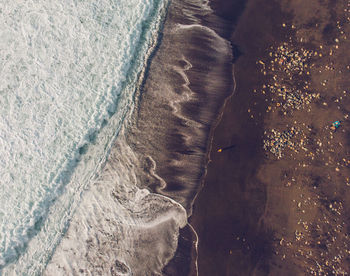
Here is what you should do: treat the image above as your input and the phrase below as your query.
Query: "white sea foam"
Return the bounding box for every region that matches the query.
[0,0,186,274]
[45,134,187,275]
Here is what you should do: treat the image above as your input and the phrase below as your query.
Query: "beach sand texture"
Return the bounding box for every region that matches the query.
[189,0,350,275]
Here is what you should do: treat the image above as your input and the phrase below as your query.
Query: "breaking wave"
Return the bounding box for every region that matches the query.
[0,0,179,274]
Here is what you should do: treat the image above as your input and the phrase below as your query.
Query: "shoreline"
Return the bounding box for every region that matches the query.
[127,0,236,221]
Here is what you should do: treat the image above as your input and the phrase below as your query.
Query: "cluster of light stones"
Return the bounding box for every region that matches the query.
[263,127,299,159]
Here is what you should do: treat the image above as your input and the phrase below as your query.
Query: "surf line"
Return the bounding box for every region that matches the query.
[188,222,199,276]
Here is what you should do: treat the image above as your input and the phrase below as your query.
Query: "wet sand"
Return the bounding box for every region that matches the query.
[124,0,238,273]
[127,0,235,213]
[189,0,350,275]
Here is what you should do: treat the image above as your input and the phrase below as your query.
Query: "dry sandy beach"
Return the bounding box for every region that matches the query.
[188,0,350,275]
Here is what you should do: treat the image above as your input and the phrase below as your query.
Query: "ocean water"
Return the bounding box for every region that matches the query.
[0,0,187,274]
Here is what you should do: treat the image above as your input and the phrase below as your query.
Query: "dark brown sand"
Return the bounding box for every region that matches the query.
[189,0,350,275]
[189,1,283,275]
